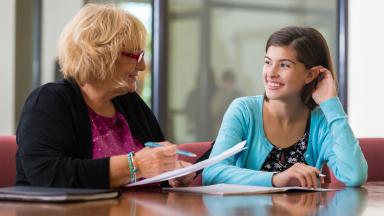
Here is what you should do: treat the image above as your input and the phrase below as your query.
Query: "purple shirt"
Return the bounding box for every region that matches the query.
[88,107,143,159]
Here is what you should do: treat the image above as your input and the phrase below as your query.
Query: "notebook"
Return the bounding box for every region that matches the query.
[163,184,338,196]
[0,186,120,202]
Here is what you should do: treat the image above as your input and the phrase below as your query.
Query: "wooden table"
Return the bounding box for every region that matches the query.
[1,182,384,216]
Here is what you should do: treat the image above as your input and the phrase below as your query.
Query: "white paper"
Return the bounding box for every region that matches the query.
[126,141,247,187]
[163,183,339,195]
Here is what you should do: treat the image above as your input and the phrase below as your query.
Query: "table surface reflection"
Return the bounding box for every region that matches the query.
[1,182,384,216]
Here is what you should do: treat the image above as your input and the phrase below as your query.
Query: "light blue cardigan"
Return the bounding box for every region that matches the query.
[203,96,368,187]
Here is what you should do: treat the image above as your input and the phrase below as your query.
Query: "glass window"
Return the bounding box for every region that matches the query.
[166,0,338,143]
[118,1,153,106]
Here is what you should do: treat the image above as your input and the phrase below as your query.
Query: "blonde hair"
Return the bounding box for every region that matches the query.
[58,4,147,85]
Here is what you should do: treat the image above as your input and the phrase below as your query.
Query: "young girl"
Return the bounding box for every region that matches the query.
[203,26,367,188]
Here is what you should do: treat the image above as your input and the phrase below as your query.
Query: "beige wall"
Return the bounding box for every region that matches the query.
[0,0,15,134]
[0,0,82,135]
[15,0,35,129]
[349,0,384,137]
[42,0,83,83]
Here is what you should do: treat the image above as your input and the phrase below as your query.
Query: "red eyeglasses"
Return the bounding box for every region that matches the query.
[121,51,145,63]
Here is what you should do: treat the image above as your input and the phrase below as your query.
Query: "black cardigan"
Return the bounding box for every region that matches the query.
[16,79,165,188]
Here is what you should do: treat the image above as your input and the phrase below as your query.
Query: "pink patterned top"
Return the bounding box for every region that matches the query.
[88,107,143,159]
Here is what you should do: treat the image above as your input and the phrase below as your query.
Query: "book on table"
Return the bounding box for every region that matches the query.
[0,186,120,202]
[163,184,338,196]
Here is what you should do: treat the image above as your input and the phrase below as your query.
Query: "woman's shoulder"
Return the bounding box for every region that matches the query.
[30,79,73,93]
[25,79,80,107]
[222,95,263,121]
[231,95,263,108]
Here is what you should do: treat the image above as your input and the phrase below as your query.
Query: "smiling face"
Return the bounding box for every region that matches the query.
[263,45,313,102]
[112,50,146,94]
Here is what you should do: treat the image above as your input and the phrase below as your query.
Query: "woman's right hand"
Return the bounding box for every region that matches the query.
[134,145,177,179]
[272,163,324,188]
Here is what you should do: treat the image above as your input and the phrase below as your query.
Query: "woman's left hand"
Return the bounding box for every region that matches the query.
[311,66,337,104]
[168,161,196,187]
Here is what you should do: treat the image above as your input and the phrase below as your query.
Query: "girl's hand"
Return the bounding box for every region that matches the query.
[272,163,324,188]
[310,66,337,104]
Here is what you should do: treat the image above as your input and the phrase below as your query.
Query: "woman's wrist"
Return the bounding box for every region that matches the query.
[109,155,134,188]
[271,172,279,187]
[127,152,138,183]
[133,155,142,179]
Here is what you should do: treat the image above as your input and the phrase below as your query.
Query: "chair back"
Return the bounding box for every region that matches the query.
[0,135,17,187]
[177,141,212,186]
[359,138,384,181]
[323,138,384,183]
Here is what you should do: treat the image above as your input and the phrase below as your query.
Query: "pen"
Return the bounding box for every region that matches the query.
[144,142,197,157]
[318,173,326,178]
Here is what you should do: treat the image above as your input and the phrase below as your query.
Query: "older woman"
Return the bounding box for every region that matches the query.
[16,4,192,189]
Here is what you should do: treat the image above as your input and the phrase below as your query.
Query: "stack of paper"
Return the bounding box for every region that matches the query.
[126,141,247,187]
[163,184,338,195]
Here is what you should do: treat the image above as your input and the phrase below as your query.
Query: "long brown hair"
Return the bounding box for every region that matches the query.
[264,26,337,110]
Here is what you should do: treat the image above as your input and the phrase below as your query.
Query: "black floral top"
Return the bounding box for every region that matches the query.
[261,118,310,172]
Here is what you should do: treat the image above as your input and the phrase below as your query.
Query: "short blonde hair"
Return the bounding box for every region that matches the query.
[58,4,147,85]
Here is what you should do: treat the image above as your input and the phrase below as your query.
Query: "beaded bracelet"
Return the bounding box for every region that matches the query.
[127,152,137,183]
